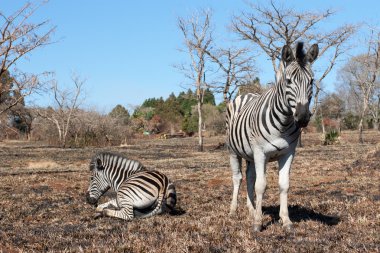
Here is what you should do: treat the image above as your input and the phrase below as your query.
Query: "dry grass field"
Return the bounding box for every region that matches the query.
[0,131,379,252]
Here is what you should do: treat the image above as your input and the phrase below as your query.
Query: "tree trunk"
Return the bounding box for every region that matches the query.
[358,118,364,143]
[337,118,342,134]
[57,126,63,145]
[321,119,326,134]
[373,120,379,131]
[358,98,368,144]
[197,100,203,152]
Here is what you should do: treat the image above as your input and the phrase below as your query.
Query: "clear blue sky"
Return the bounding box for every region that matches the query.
[3,0,380,112]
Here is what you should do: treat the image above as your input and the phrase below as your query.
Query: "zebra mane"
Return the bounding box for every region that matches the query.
[90,151,146,173]
[89,154,99,171]
[295,42,307,65]
[89,152,128,171]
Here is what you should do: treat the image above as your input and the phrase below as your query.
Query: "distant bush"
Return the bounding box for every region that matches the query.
[323,129,340,145]
[342,112,359,130]
[30,109,135,147]
[182,112,198,134]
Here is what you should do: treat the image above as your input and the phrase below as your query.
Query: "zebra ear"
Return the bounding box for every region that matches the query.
[306,44,319,63]
[96,158,104,170]
[281,45,295,65]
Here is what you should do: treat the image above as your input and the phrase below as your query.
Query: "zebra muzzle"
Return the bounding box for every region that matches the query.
[86,192,98,207]
[294,102,310,128]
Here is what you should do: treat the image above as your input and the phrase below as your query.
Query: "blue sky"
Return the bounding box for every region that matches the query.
[3,0,380,112]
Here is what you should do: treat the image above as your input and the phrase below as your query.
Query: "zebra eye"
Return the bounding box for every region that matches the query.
[90,176,94,181]
[286,79,292,85]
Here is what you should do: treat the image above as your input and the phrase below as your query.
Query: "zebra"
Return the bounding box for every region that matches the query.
[86,152,177,220]
[226,42,319,232]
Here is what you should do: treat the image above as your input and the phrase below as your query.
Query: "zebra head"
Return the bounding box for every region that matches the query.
[280,42,319,128]
[86,155,110,206]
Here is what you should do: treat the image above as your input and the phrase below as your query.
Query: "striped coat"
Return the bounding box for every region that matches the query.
[226,42,318,232]
[86,152,176,221]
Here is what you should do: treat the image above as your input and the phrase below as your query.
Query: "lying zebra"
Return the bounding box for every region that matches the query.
[86,152,177,220]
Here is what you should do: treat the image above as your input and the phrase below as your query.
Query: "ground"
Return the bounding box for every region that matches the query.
[0,131,379,252]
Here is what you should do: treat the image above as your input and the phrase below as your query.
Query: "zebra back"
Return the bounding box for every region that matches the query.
[226,93,259,130]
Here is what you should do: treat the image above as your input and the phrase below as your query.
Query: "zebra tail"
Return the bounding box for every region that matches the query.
[165,182,177,211]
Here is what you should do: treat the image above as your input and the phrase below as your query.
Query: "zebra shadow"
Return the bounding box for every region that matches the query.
[263,204,340,227]
[168,207,186,216]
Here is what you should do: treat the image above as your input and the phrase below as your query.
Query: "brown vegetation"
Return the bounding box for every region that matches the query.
[0,131,379,252]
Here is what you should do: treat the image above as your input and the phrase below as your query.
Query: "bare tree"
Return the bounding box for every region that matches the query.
[0,71,49,114]
[36,74,85,147]
[0,1,55,114]
[369,94,380,130]
[340,29,380,142]
[231,0,356,114]
[205,47,256,103]
[178,10,213,152]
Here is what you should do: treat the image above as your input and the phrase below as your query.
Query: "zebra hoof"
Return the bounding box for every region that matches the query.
[253,224,262,232]
[93,212,103,219]
[283,223,294,233]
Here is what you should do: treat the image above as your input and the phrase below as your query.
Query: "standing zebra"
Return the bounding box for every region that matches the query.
[226,42,318,232]
[86,152,177,220]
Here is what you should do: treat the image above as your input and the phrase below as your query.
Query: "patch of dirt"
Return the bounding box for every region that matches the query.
[27,160,59,169]
[346,143,380,171]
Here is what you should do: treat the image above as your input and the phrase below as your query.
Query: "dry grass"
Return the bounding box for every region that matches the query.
[0,131,379,252]
[27,161,59,170]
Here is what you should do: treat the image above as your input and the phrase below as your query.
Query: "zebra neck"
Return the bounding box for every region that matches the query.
[104,168,130,190]
[104,170,120,190]
[270,80,296,133]
[104,161,145,190]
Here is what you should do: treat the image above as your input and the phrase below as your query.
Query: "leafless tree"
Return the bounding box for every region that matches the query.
[231,0,356,114]
[36,74,85,147]
[0,71,49,115]
[340,28,380,142]
[205,47,256,103]
[369,94,380,130]
[0,1,55,114]
[177,9,213,152]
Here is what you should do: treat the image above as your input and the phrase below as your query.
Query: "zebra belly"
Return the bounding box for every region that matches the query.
[261,137,297,161]
[229,136,296,162]
[132,197,157,209]
[118,183,159,209]
[228,144,254,161]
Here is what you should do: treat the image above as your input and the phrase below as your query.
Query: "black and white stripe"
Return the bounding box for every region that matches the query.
[226,42,318,231]
[86,152,176,221]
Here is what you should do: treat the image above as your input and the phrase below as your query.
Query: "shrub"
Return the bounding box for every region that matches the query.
[342,112,359,130]
[323,129,340,145]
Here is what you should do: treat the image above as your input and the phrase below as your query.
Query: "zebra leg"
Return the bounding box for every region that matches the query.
[278,152,295,231]
[253,150,267,232]
[103,203,134,221]
[95,199,118,212]
[246,160,256,218]
[229,153,242,216]
[136,193,165,219]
